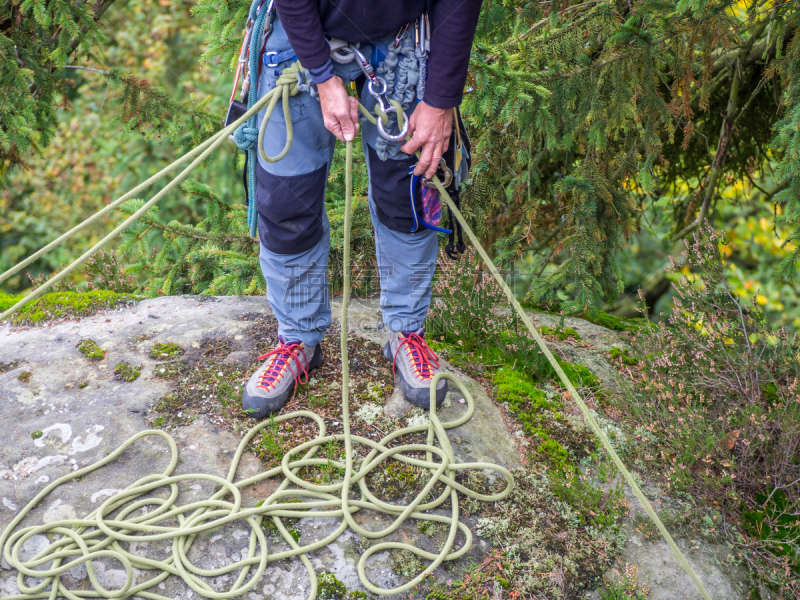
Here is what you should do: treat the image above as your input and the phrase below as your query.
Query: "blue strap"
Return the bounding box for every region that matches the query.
[263,49,297,67]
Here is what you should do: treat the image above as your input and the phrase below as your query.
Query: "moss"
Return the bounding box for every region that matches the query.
[538,438,570,468]
[582,311,642,332]
[31,430,43,440]
[317,572,347,600]
[152,361,185,379]
[149,342,185,360]
[368,459,426,500]
[5,290,139,326]
[494,368,574,469]
[114,362,141,382]
[348,592,367,600]
[257,498,301,536]
[78,380,89,389]
[77,339,105,361]
[0,292,23,312]
[0,360,21,374]
[540,325,581,341]
[609,347,639,366]
[556,359,600,388]
[17,371,32,384]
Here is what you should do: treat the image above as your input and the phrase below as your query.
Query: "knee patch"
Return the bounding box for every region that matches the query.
[366,144,423,233]
[256,161,327,255]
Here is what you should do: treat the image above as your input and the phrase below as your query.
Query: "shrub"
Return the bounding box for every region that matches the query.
[620,224,800,596]
[428,247,549,377]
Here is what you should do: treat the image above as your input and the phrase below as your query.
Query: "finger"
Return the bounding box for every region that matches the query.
[335,108,357,142]
[401,136,424,157]
[326,118,345,143]
[442,133,450,155]
[425,142,444,180]
[414,139,434,177]
[399,114,419,155]
[348,97,360,138]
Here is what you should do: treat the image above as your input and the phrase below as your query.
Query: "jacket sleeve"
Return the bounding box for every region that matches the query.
[424,0,483,109]
[274,0,334,80]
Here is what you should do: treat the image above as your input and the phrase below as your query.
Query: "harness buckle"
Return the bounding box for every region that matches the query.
[263,51,281,67]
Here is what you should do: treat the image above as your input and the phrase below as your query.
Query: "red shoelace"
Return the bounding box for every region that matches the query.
[392,333,440,380]
[257,342,310,393]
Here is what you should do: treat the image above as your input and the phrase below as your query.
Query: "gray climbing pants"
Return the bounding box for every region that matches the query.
[254,16,437,346]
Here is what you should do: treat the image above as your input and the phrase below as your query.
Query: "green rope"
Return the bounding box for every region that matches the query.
[0,62,712,600]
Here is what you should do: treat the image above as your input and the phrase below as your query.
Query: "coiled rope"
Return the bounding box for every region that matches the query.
[0,61,713,600]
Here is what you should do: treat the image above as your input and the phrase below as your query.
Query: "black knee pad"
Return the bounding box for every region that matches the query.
[366,144,423,233]
[256,161,327,255]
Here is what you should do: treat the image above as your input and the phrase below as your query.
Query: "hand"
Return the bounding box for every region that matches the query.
[400,102,453,179]
[317,76,359,142]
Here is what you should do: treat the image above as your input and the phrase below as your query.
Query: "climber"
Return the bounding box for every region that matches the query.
[241,0,482,419]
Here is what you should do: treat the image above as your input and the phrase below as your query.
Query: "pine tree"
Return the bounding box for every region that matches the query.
[0,0,220,173]
[465,0,797,314]
[3,0,800,314]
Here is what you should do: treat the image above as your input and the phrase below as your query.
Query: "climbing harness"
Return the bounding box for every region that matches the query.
[0,64,714,600]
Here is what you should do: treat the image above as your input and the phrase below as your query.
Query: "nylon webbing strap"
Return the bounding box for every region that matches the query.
[0,62,712,600]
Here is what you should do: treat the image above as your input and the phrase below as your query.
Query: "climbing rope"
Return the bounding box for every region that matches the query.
[0,61,713,600]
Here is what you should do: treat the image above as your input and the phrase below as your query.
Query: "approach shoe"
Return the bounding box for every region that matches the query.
[242,337,323,419]
[383,329,448,409]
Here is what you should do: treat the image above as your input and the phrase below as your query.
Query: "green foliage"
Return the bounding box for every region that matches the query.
[540,324,581,341]
[0,292,21,311]
[113,362,141,382]
[601,563,651,600]
[555,359,601,389]
[428,246,550,378]
[551,463,628,531]
[465,1,800,315]
[617,225,800,596]
[17,371,31,384]
[584,312,642,332]
[0,0,220,172]
[3,290,139,326]
[77,339,105,361]
[609,347,639,366]
[30,430,43,440]
[119,179,261,296]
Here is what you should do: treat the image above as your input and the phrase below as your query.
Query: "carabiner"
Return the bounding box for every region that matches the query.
[377,106,410,142]
[349,44,375,80]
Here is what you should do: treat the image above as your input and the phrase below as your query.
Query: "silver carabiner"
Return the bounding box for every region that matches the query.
[377,103,410,142]
[239,19,254,64]
[348,45,409,142]
[367,77,389,107]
